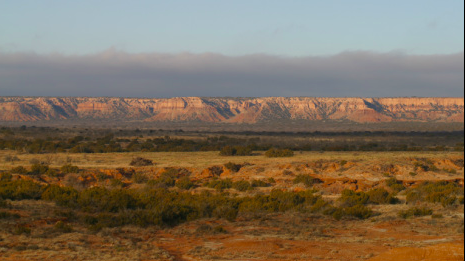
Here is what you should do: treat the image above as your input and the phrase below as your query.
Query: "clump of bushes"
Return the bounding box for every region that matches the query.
[331,205,373,220]
[293,174,316,188]
[366,188,399,204]
[265,148,294,158]
[132,172,148,184]
[31,164,49,174]
[205,178,233,190]
[1,177,380,230]
[175,177,195,190]
[413,159,439,172]
[232,180,253,192]
[11,166,28,174]
[251,179,269,188]
[385,178,406,193]
[60,164,79,174]
[338,188,399,207]
[224,162,241,172]
[405,181,464,207]
[129,157,153,167]
[148,172,176,188]
[398,207,433,219]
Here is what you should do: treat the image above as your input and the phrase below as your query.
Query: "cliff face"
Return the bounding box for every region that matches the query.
[0,97,463,123]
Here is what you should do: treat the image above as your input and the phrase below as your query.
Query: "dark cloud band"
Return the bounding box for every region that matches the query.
[0,50,463,97]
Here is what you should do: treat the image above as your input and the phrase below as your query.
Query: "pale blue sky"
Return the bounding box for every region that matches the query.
[1,0,463,56]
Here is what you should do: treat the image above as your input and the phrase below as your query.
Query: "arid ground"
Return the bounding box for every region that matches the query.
[0,149,463,261]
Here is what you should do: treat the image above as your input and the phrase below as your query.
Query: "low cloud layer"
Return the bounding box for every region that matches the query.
[0,50,463,97]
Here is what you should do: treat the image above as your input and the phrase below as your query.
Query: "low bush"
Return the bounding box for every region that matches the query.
[385,178,405,193]
[366,188,399,204]
[405,181,464,206]
[175,177,195,190]
[30,164,50,175]
[206,179,233,190]
[293,174,316,188]
[0,180,44,200]
[129,157,153,167]
[60,164,79,174]
[265,148,294,158]
[224,162,241,172]
[232,180,253,192]
[11,166,28,174]
[398,207,433,219]
[132,172,148,184]
[251,179,269,188]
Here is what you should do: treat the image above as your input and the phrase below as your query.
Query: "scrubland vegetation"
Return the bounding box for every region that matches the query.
[0,126,463,261]
[0,126,463,154]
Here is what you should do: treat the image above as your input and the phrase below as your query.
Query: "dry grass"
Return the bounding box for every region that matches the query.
[0,150,463,170]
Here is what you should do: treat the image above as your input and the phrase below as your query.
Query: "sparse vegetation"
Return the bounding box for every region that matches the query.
[224,162,242,172]
[293,174,317,188]
[398,207,433,219]
[265,148,294,157]
[129,157,153,167]
[405,181,464,206]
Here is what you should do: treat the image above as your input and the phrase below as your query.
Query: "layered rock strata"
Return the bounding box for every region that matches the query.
[0,97,463,123]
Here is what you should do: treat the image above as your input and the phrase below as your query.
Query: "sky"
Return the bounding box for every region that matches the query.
[0,1,463,97]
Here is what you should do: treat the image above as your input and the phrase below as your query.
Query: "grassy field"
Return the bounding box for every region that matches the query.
[0,150,463,170]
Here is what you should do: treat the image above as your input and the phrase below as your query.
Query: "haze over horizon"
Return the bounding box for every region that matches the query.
[0,1,463,98]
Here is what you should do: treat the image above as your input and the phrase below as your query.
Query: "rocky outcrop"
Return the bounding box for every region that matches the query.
[0,97,463,123]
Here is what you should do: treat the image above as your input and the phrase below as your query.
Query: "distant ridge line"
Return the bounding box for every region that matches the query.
[0,96,463,124]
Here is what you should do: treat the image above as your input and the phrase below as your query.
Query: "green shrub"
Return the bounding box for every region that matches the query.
[60,164,79,174]
[110,179,124,188]
[0,180,45,200]
[45,168,58,177]
[30,164,49,175]
[129,157,153,167]
[265,148,294,158]
[11,166,28,174]
[224,162,241,172]
[385,178,405,193]
[151,172,176,187]
[206,179,233,190]
[232,180,252,192]
[251,179,269,188]
[175,177,195,190]
[366,188,399,204]
[343,204,373,219]
[398,207,433,219]
[293,175,316,188]
[42,185,78,207]
[339,189,369,207]
[132,172,148,184]
[213,205,239,222]
[405,181,464,205]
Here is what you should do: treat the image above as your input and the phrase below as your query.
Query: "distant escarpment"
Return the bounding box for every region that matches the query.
[0,97,463,125]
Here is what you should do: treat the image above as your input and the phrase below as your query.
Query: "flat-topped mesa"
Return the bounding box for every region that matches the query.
[0,97,463,123]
